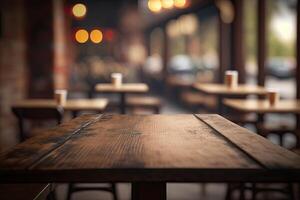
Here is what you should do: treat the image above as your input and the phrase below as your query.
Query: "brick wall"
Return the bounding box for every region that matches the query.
[0,0,26,150]
[0,0,72,151]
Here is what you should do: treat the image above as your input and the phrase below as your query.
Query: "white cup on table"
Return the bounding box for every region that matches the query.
[54,89,67,105]
[225,70,238,88]
[111,73,122,87]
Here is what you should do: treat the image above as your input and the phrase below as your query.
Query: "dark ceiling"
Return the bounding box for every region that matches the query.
[68,0,138,29]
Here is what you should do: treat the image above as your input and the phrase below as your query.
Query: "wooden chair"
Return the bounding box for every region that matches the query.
[225,126,298,200]
[67,183,118,200]
[127,96,162,114]
[10,107,63,200]
[12,107,64,142]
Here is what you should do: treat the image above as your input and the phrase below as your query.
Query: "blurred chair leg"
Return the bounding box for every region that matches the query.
[239,183,245,200]
[288,183,295,200]
[47,184,57,200]
[66,183,74,200]
[251,183,257,200]
[225,184,232,200]
[111,183,118,200]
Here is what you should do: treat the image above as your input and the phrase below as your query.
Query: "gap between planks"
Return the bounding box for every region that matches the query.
[28,114,103,170]
[193,114,267,169]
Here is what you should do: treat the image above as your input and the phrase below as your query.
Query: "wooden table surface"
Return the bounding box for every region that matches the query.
[95,83,149,93]
[193,83,267,96]
[1,114,300,199]
[224,99,300,114]
[12,99,108,112]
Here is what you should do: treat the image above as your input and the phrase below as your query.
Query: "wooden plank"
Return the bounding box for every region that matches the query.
[195,114,300,169]
[0,114,101,169]
[224,99,300,114]
[33,114,259,170]
[95,83,149,93]
[193,83,267,96]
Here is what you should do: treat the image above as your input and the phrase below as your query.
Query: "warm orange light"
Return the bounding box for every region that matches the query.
[72,3,87,18]
[174,0,186,8]
[148,0,162,13]
[161,0,174,9]
[75,29,89,43]
[105,29,115,41]
[90,29,103,44]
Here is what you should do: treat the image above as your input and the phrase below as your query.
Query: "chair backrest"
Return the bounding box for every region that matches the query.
[12,107,64,142]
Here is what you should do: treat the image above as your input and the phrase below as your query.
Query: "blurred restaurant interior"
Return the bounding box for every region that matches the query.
[1,0,300,199]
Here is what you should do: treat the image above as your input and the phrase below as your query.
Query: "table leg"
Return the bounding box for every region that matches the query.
[72,111,79,118]
[131,182,166,200]
[120,93,126,114]
[217,95,223,114]
[296,114,300,147]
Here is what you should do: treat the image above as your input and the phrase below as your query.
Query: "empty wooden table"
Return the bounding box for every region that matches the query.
[95,83,149,114]
[193,83,267,113]
[12,98,108,117]
[1,114,300,200]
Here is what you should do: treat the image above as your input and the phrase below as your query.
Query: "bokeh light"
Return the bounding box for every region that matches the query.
[75,29,89,43]
[148,0,162,13]
[161,0,174,9]
[105,29,115,41]
[72,3,87,18]
[90,29,103,44]
[174,0,186,8]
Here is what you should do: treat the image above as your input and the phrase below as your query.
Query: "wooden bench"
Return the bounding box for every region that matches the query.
[126,96,162,114]
[180,92,217,111]
[0,184,55,200]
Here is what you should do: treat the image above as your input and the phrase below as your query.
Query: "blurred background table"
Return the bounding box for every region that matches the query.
[95,83,149,114]
[224,99,300,147]
[12,98,108,117]
[224,99,300,114]
[193,83,268,113]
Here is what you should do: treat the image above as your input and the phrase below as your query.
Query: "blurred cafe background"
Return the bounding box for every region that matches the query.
[1,0,300,199]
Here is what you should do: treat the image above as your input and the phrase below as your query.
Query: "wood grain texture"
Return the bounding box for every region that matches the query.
[193,83,267,96]
[0,114,101,169]
[224,99,300,113]
[1,114,300,183]
[12,99,108,112]
[34,114,258,169]
[95,83,149,93]
[195,114,300,169]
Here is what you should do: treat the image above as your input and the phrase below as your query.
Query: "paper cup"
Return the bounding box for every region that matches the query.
[111,73,122,87]
[225,70,238,88]
[267,90,279,106]
[54,89,67,105]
